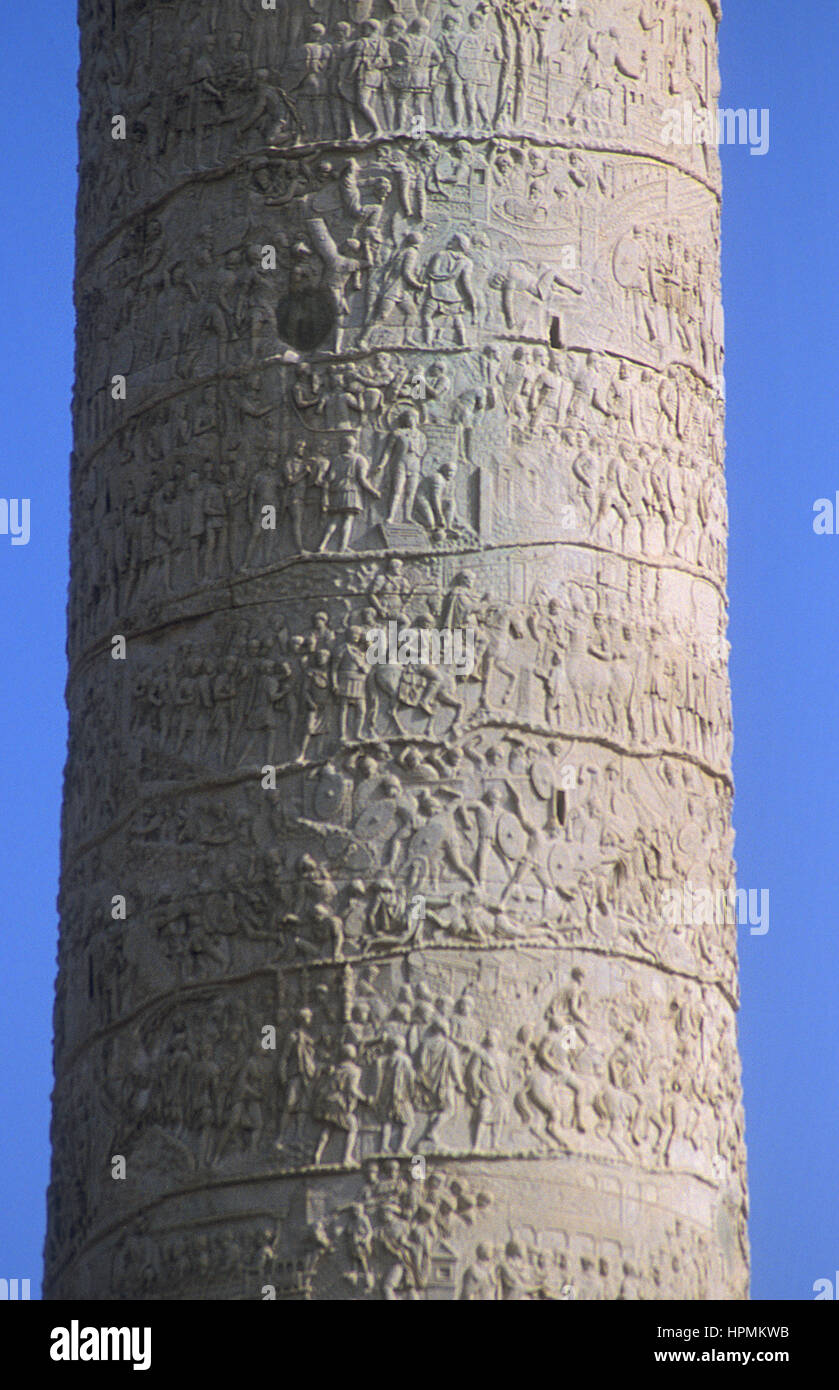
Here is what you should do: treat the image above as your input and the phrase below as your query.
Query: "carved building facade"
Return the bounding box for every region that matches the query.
[46,0,748,1300]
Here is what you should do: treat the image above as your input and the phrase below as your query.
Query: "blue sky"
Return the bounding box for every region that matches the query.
[0,2,837,1300]
[0,8,76,1299]
[722,0,839,1300]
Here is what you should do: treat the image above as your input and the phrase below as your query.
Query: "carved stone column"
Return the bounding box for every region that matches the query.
[47,0,747,1300]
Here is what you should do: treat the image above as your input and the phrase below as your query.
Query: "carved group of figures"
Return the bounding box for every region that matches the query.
[78,0,720,238]
[68,1159,737,1300]
[265,966,742,1179]
[70,340,725,662]
[65,551,731,863]
[47,953,745,1291]
[109,1215,264,1300]
[56,730,738,1069]
[78,139,720,406]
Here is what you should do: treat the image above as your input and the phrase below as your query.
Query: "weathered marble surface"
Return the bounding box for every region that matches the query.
[45,0,747,1300]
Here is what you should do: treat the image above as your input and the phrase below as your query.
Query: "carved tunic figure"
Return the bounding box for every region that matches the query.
[423,235,476,345]
[318,436,379,551]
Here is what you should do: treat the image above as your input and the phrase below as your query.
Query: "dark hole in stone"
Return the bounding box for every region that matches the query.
[549,316,562,350]
[276,290,335,351]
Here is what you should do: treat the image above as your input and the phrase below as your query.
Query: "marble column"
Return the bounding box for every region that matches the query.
[46,0,747,1300]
